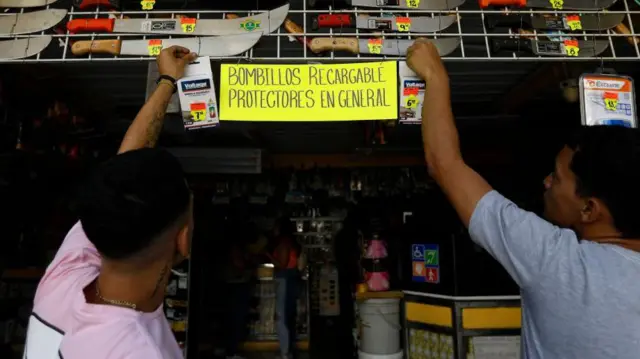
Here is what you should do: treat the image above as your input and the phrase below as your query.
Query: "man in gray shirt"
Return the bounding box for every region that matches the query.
[406,39,640,359]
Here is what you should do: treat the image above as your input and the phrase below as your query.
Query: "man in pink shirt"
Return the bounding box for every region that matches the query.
[23,46,197,359]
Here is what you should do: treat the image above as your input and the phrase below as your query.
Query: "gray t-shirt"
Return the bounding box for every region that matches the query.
[469,191,640,359]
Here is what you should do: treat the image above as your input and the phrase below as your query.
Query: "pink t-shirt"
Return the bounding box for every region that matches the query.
[23,222,183,359]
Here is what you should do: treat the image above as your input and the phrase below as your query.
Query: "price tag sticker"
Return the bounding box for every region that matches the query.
[403,87,420,109]
[181,18,197,33]
[147,39,162,56]
[190,102,207,122]
[367,39,382,54]
[140,0,155,10]
[549,0,563,9]
[396,17,411,32]
[563,39,579,57]
[565,15,582,30]
[603,92,619,111]
[406,0,420,8]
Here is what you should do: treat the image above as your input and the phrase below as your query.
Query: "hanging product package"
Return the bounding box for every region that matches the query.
[579,73,637,128]
[177,56,220,130]
[398,61,426,125]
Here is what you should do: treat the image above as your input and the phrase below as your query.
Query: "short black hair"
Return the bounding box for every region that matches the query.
[566,125,640,238]
[74,148,190,260]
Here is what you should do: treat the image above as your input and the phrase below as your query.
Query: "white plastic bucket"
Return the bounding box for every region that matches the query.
[359,298,402,355]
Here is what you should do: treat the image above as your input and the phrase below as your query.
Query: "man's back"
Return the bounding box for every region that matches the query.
[23,222,183,359]
[470,191,640,359]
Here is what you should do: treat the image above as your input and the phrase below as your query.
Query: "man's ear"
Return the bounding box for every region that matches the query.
[176,224,190,261]
[580,197,603,223]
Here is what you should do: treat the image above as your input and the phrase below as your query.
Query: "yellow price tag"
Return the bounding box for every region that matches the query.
[563,40,579,57]
[140,0,155,10]
[190,103,206,122]
[396,17,411,32]
[147,39,162,56]
[604,92,619,111]
[406,0,420,8]
[405,94,418,109]
[367,39,382,54]
[566,15,582,30]
[549,0,563,9]
[181,18,196,33]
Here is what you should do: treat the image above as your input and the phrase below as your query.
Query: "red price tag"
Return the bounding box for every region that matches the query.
[396,17,411,32]
[147,39,162,56]
[367,38,383,54]
[603,91,619,111]
[403,87,419,96]
[565,15,582,30]
[180,18,196,33]
[563,39,579,56]
[190,102,206,121]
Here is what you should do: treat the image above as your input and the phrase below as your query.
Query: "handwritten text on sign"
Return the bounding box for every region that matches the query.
[219,62,398,121]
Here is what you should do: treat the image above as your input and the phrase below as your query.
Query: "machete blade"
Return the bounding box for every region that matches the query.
[0,9,67,36]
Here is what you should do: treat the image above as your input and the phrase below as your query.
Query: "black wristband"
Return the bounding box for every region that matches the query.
[156,75,177,93]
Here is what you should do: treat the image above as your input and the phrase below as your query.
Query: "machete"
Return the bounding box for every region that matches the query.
[309,37,460,56]
[309,0,464,10]
[0,9,67,36]
[313,14,456,33]
[0,0,57,7]
[71,33,262,57]
[67,4,289,35]
[0,36,52,60]
[486,13,624,30]
[479,0,616,10]
[490,38,609,57]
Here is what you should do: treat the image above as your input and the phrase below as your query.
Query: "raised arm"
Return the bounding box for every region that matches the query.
[407,39,492,226]
[118,46,197,153]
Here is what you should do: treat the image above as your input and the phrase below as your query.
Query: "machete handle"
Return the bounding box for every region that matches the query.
[73,0,119,9]
[479,0,526,8]
[67,18,115,33]
[314,14,353,29]
[484,14,532,30]
[309,37,358,54]
[71,40,122,56]
[490,38,533,54]
[614,23,639,46]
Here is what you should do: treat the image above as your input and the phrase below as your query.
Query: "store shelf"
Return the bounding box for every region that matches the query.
[1,1,639,63]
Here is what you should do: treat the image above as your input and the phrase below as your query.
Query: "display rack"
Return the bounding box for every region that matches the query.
[1,0,639,63]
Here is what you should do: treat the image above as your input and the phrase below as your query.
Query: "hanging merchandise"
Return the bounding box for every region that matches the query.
[579,72,637,128]
[490,38,609,57]
[0,9,67,36]
[363,234,390,292]
[398,61,426,125]
[312,14,457,33]
[318,262,340,316]
[308,37,460,57]
[70,34,262,58]
[177,57,220,130]
[0,37,52,60]
[66,4,289,36]
[485,13,625,31]
[308,0,465,10]
[479,0,616,9]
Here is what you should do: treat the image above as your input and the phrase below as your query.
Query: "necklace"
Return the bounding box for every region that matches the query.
[95,282,137,310]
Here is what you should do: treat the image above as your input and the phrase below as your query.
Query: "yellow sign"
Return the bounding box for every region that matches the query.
[406,0,420,8]
[220,62,398,122]
[140,0,155,10]
[549,0,563,9]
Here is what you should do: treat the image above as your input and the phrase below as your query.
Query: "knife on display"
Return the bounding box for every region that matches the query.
[71,33,262,57]
[309,0,465,10]
[308,37,460,56]
[313,14,456,33]
[479,0,616,10]
[485,13,624,30]
[0,9,67,36]
[490,38,609,56]
[0,0,57,7]
[67,4,289,35]
[0,36,52,60]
